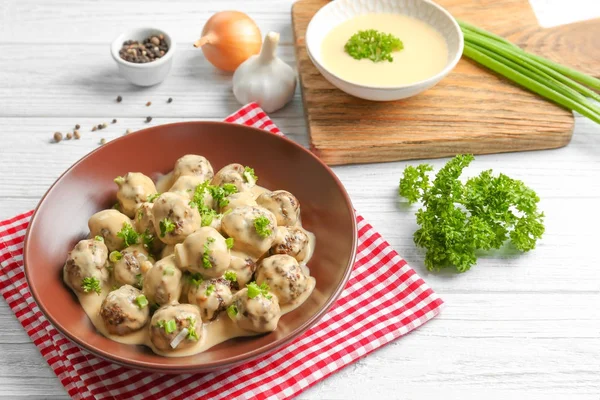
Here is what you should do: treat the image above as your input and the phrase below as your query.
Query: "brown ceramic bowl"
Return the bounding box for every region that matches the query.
[23,122,357,373]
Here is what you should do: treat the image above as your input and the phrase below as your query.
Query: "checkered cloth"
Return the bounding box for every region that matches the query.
[0,103,443,399]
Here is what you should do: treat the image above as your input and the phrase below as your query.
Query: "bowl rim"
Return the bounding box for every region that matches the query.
[110,26,176,69]
[305,0,465,91]
[23,121,358,372]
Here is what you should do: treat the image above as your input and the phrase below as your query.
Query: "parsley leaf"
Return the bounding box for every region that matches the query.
[94,235,104,242]
[205,284,216,296]
[116,223,139,247]
[159,218,176,237]
[187,317,199,341]
[399,154,545,273]
[227,304,238,318]
[253,216,272,238]
[209,183,238,208]
[202,237,215,269]
[109,250,122,263]
[140,229,154,250]
[190,181,222,226]
[146,193,160,203]
[187,272,203,287]
[243,166,258,184]
[246,282,272,299]
[224,270,237,282]
[344,29,403,63]
[81,277,101,295]
[135,294,148,309]
[225,237,234,249]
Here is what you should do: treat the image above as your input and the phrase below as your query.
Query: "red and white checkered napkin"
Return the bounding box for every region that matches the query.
[0,103,443,400]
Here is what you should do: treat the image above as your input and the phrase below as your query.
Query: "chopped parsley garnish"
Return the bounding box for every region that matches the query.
[140,229,154,250]
[135,294,148,309]
[208,184,238,208]
[165,319,177,334]
[246,282,272,299]
[116,223,139,247]
[205,284,216,296]
[243,166,257,183]
[227,304,238,318]
[187,272,204,288]
[157,320,166,329]
[94,235,104,242]
[81,277,101,295]
[344,29,403,63]
[135,273,143,289]
[163,266,175,276]
[253,216,272,238]
[159,218,176,237]
[190,181,220,226]
[224,271,237,282]
[109,250,122,263]
[187,317,199,341]
[146,193,160,203]
[114,176,125,185]
[202,237,215,269]
[137,208,144,221]
[225,237,234,249]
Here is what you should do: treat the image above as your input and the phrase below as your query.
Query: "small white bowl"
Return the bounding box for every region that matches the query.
[305,0,464,101]
[110,27,176,87]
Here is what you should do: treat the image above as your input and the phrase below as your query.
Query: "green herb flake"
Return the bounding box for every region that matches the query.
[141,229,154,250]
[246,281,271,299]
[135,273,143,289]
[190,181,222,225]
[205,284,216,296]
[187,317,199,341]
[146,193,160,203]
[135,294,148,309]
[399,154,545,273]
[253,216,272,238]
[163,266,176,276]
[243,166,257,183]
[224,270,237,282]
[165,319,177,334]
[137,208,144,222]
[202,237,216,269]
[156,320,166,329]
[159,218,176,238]
[114,176,125,185]
[208,183,238,208]
[225,237,234,249]
[109,250,122,263]
[81,277,101,295]
[117,223,139,247]
[227,304,238,318]
[344,29,403,63]
[187,272,204,287]
[94,235,104,242]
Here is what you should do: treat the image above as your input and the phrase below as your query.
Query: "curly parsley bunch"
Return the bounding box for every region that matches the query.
[399,155,545,273]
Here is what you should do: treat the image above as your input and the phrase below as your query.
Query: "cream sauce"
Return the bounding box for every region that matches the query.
[69,163,318,358]
[321,13,448,86]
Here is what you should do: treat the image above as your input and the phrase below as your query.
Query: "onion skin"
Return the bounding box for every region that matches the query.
[194,11,262,72]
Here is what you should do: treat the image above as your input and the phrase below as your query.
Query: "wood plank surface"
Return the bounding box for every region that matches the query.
[292,0,598,165]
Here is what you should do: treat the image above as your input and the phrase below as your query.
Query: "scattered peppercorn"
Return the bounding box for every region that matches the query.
[119,35,169,64]
[145,116,152,123]
[75,124,80,130]
[112,119,117,124]
[92,126,97,132]
[53,132,63,143]
[101,122,108,129]
[97,124,103,130]
[116,95,122,102]
[74,130,81,139]
[66,132,73,140]
[100,138,106,145]
[146,101,152,107]
[167,97,173,103]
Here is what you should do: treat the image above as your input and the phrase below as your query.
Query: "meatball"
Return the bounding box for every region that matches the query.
[134,202,164,254]
[255,255,310,305]
[221,206,277,259]
[228,252,256,287]
[172,155,214,183]
[63,238,109,294]
[270,226,310,262]
[143,255,182,306]
[114,172,157,218]
[220,191,257,214]
[100,285,150,335]
[228,288,281,333]
[113,244,154,288]
[168,175,213,207]
[256,190,300,226]
[88,209,133,252]
[152,192,202,245]
[150,304,202,351]
[212,163,255,193]
[174,227,231,278]
[161,244,175,259]
[187,278,233,321]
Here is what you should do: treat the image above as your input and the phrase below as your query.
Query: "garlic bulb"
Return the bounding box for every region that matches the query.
[233,32,297,113]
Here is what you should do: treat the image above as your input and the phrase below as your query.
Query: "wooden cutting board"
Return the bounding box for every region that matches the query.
[291,0,600,165]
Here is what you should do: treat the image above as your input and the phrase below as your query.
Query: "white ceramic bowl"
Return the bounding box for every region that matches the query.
[305,0,464,101]
[110,27,176,87]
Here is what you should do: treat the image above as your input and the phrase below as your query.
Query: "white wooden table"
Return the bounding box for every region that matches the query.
[1,1,599,398]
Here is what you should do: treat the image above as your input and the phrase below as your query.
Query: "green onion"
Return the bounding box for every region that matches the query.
[109,250,123,263]
[135,295,148,309]
[225,237,234,249]
[165,319,177,334]
[227,304,238,318]
[458,19,600,125]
